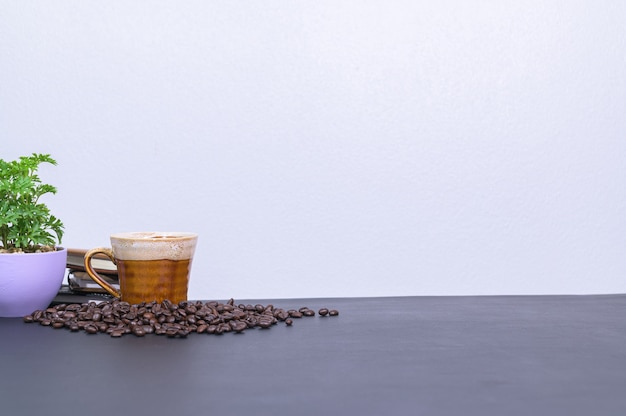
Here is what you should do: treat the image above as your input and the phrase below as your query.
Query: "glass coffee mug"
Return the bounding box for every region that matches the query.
[84,232,198,304]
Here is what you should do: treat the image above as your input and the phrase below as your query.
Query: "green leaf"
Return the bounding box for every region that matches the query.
[0,153,64,251]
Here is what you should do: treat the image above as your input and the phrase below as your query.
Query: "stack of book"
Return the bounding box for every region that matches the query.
[66,248,120,294]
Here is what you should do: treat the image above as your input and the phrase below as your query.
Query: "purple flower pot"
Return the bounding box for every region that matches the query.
[0,248,67,317]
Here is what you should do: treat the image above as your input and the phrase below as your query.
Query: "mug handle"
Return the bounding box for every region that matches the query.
[84,248,121,298]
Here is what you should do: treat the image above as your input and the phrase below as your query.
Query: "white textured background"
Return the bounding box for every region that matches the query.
[2,1,625,299]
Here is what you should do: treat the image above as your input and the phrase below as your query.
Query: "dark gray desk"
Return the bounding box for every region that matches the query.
[2,295,626,415]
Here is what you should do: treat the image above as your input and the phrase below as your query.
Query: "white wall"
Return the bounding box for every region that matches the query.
[2,1,625,300]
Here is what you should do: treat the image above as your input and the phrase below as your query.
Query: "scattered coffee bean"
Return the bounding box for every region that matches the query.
[257,318,272,329]
[22,299,339,338]
[232,321,247,333]
[63,311,76,319]
[85,325,98,334]
[288,310,303,318]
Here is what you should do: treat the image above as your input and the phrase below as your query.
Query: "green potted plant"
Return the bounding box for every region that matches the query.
[0,153,67,317]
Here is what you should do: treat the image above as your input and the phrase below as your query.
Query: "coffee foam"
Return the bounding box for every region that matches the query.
[110,232,198,261]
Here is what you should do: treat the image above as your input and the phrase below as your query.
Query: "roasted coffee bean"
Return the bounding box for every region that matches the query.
[288,310,303,318]
[231,321,247,333]
[60,311,75,319]
[85,325,98,334]
[23,298,341,337]
[258,319,272,329]
[232,309,246,319]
